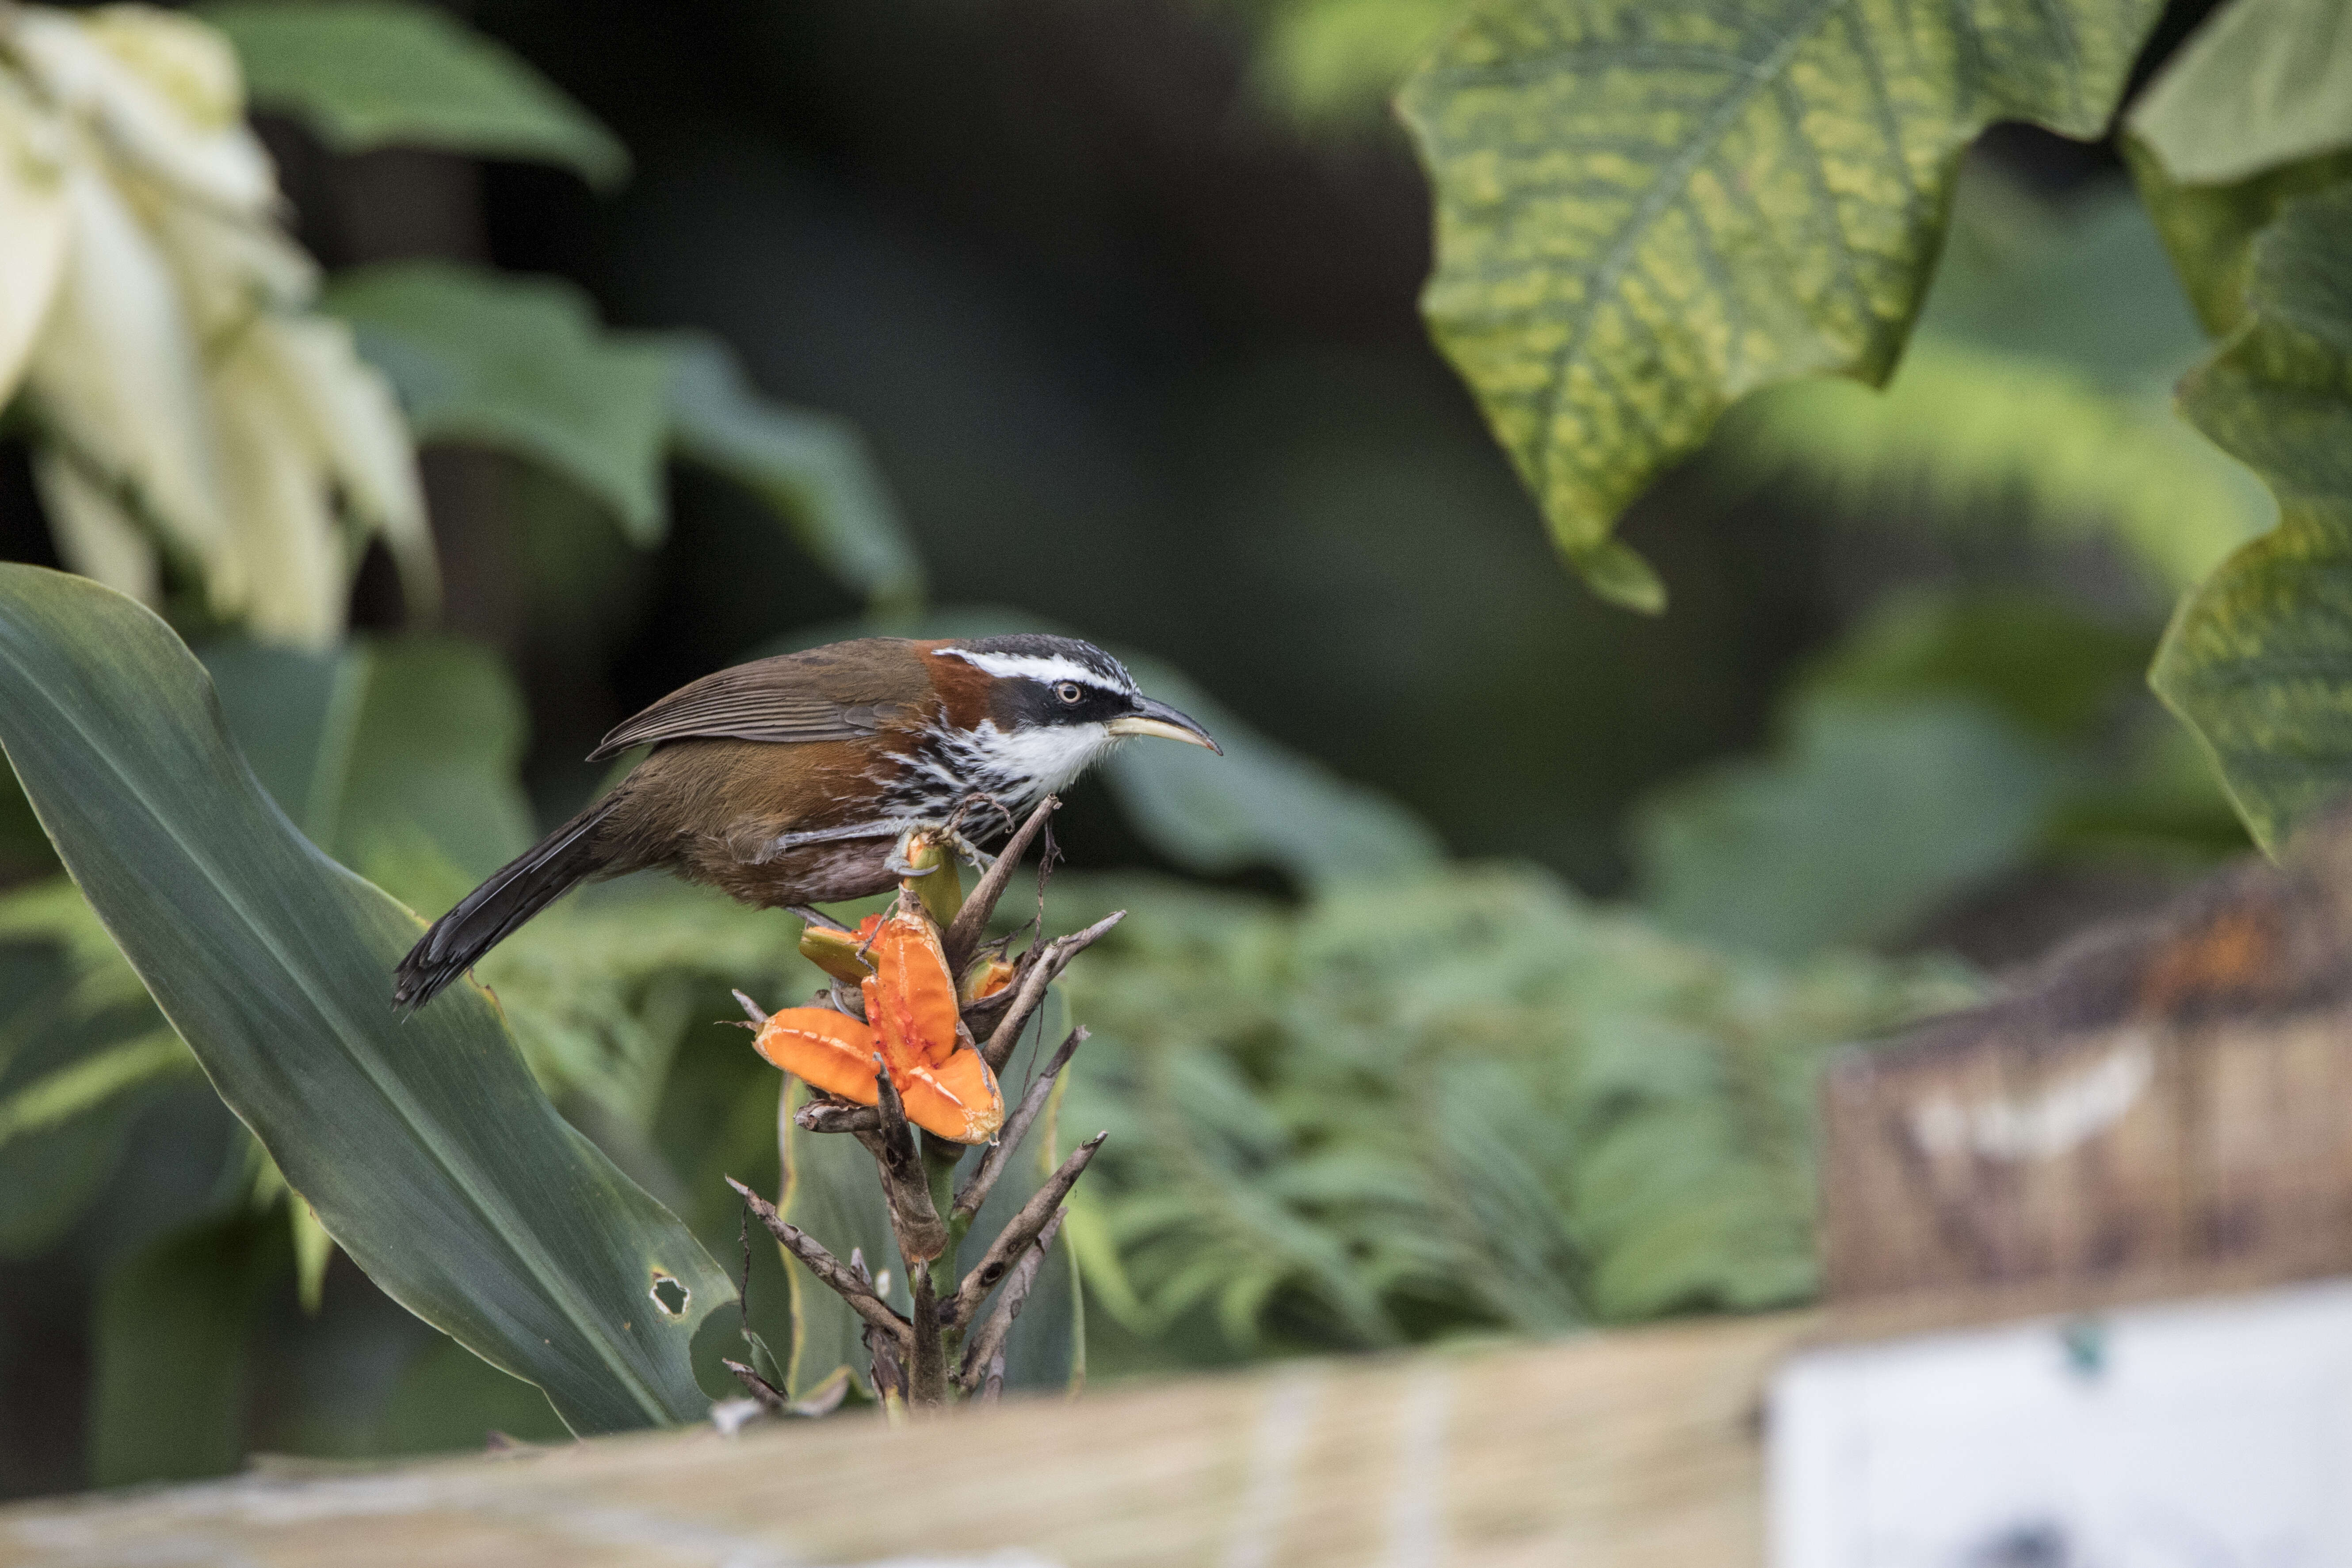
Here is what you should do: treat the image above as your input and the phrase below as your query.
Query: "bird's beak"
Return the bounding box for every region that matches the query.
[1107,696,1221,754]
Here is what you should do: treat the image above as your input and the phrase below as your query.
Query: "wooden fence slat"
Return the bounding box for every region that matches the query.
[0,1314,1807,1568]
[1822,815,2352,1305]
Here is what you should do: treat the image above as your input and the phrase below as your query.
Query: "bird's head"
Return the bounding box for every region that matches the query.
[926,634,1219,797]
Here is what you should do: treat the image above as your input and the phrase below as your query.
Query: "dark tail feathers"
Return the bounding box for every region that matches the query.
[393,796,620,1012]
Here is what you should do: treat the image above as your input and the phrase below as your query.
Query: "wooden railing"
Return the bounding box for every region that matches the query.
[0,1311,1808,1568]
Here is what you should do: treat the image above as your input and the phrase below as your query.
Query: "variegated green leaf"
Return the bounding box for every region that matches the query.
[1397,0,2165,609]
[2150,184,2352,853]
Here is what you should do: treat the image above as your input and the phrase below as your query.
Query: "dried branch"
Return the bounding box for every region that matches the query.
[726,1178,909,1345]
[909,1259,949,1406]
[944,795,1061,972]
[953,1028,1088,1223]
[789,904,850,932]
[981,913,1125,1074]
[949,1133,1105,1326]
[859,1063,948,1262]
[958,1208,1067,1396]
[722,1360,788,1413]
[848,1248,907,1403]
[724,1361,851,1421]
[794,1098,879,1135]
[867,1330,905,1404]
[732,990,768,1026]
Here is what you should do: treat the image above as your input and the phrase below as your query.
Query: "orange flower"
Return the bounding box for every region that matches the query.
[960,955,1015,1003]
[757,906,1005,1143]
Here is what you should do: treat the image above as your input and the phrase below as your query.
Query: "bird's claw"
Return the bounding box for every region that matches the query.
[883,845,939,879]
[940,827,996,870]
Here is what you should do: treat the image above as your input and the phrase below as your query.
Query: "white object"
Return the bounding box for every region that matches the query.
[1772,1278,2352,1567]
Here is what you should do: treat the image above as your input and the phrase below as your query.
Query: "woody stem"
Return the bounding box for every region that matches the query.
[920,1135,968,1370]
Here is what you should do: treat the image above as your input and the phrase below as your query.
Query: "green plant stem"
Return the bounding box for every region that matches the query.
[920,1135,968,1369]
[908,1261,947,1406]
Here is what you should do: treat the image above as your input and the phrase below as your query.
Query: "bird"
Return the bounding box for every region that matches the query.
[392,633,1219,1011]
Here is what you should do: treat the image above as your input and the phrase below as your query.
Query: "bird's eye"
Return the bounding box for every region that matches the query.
[1055,682,1084,704]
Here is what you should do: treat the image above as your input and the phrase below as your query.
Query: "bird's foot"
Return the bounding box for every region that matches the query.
[938,826,997,870]
[883,841,941,879]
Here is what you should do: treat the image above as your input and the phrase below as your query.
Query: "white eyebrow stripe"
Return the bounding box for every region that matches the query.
[933,648,1132,691]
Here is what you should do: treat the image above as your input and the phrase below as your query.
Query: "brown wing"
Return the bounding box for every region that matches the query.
[588,639,931,760]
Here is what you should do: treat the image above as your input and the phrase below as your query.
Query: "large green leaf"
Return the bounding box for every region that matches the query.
[2131,148,2352,338]
[326,262,676,543]
[2125,0,2352,336]
[666,336,925,613]
[202,636,535,905]
[1719,170,2269,592]
[2127,0,2352,187]
[0,565,733,1433]
[1396,0,2165,610]
[205,0,629,188]
[2150,186,2352,854]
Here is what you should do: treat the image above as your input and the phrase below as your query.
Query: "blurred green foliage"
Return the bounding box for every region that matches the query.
[1716,172,2271,599]
[327,263,679,542]
[205,0,630,185]
[1634,591,2245,960]
[1218,0,1456,128]
[2147,186,2352,854]
[1051,867,1975,1352]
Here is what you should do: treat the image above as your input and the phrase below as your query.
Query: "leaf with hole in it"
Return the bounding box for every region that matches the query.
[1396,0,2165,610]
[203,0,628,188]
[2150,186,2352,855]
[326,262,676,543]
[666,336,925,612]
[0,565,734,1433]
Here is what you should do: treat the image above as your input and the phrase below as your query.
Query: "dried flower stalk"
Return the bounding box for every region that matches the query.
[729,794,1108,1412]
